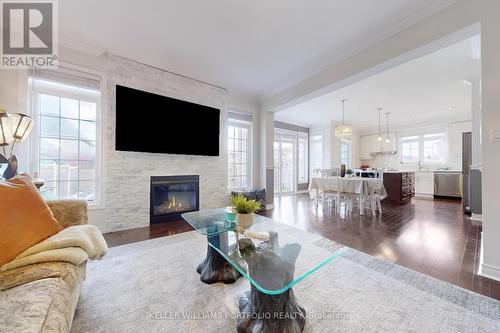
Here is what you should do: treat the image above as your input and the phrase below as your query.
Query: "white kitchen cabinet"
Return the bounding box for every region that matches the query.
[415,171,434,197]
[369,134,382,154]
[360,135,373,160]
[360,132,397,160]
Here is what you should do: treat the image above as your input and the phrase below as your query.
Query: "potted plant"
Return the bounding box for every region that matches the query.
[231,194,261,232]
[345,169,353,178]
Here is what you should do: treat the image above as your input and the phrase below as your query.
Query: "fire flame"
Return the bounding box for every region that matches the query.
[159,195,186,213]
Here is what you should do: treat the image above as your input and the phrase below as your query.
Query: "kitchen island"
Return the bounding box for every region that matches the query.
[383,171,415,204]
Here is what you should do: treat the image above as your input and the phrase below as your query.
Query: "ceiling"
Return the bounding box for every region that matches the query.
[59,0,457,101]
[275,36,480,132]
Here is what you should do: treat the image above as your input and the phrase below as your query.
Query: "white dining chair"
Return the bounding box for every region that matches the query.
[320,177,338,209]
[366,178,384,216]
[312,169,321,177]
[334,177,352,214]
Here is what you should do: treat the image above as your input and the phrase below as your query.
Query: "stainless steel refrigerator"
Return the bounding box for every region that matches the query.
[462,132,482,214]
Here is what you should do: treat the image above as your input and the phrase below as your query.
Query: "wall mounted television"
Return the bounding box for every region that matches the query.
[115,85,220,156]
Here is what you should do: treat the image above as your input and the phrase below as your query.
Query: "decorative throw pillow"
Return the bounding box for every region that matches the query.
[0,175,63,267]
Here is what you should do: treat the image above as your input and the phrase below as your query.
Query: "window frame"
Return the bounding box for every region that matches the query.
[30,65,105,209]
[399,128,448,166]
[310,134,324,177]
[297,132,309,185]
[400,135,420,163]
[227,118,252,191]
[340,141,351,168]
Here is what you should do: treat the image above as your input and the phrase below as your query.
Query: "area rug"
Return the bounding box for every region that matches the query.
[71,231,500,332]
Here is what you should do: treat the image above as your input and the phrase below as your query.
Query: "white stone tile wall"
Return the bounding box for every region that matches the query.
[100,54,228,232]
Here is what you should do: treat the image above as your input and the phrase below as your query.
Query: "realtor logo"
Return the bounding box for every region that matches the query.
[1,0,58,68]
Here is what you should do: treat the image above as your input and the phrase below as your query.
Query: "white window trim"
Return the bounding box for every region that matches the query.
[399,127,448,166]
[29,63,106,210]
[274,127,309,194]
[227,118,252,191]
[340,141,351,168]
[297,132,309,185]
[309,133,324,178]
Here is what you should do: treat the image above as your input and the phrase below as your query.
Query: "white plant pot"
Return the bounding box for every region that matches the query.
[236,213,254,231]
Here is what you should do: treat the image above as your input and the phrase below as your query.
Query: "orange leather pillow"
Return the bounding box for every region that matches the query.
[0,175,62,267]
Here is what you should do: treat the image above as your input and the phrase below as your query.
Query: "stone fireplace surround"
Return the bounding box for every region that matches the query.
[97,54,228,233]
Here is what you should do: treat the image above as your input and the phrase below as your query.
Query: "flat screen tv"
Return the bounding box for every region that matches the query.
[115,85,220,156]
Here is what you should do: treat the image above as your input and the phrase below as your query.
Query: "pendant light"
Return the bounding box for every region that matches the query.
[385,112,391,143]
[377,107,383,141]
[334,99,352,142]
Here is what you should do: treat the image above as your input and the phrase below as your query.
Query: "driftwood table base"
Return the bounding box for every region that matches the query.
[237,285,306,333]
[196,243,241,284]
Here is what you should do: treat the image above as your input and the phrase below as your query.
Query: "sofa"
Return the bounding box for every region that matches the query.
[0,200,88,333]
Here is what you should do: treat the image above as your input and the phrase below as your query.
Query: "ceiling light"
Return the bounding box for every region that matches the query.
[377,107,383,141]
[385,112,391,143]
[334,99,352,142]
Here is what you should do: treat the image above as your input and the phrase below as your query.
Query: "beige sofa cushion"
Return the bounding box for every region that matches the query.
[0,262,85,333]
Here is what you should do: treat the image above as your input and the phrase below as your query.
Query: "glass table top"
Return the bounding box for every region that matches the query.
[182,208,344,295]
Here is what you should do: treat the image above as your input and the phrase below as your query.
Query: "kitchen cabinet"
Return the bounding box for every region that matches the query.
[360,135,373,160]
[360,132,396,161]
[383,172,415,204]
[415,171,434,197]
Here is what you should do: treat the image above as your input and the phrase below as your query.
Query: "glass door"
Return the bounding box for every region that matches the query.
[274,131,296,194]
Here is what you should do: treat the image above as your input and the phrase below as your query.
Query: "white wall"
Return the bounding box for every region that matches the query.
[479,2,500,281]
[262,0,500,281]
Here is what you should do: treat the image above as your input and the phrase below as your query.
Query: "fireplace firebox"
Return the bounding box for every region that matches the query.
[150,175,199,224]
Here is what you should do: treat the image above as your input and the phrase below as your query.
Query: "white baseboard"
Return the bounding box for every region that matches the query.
[480,263,500,282]
[471,213,483,222]
[414,193,434,200]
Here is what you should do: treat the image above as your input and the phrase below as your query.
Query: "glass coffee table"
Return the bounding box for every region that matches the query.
[182,208,344,333]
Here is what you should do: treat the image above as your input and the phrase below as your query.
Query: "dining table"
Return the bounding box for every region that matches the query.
[308,176,388,215]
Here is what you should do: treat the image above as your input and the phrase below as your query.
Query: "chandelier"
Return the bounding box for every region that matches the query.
[334,99,352,142]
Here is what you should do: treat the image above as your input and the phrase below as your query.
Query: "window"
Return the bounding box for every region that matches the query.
[340,142,351,167]
[423,133,445,163]
[310,134,323,174]
[228,119,252,190]
[401,136,419,163]
[297,132,309,184]
[31,70,102,205]
[274,127,308,194]
[400,130,447,164]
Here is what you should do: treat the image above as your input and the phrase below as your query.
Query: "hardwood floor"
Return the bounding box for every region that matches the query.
[103,195,500,301]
